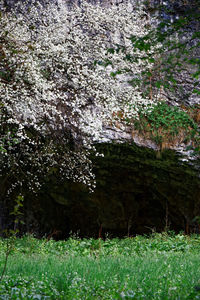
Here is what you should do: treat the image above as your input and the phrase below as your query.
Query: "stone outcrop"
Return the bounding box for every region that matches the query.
[0,0,199,238]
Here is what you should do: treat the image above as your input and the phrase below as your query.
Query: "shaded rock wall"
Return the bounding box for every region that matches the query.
[23,143,200,238]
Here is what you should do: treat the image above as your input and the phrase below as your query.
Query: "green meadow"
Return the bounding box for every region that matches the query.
[0,233,200,299]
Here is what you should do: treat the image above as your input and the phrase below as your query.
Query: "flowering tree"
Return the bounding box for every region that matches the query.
[0,0,153,200]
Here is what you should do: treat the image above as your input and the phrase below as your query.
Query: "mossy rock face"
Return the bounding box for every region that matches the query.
[24,142,200,238]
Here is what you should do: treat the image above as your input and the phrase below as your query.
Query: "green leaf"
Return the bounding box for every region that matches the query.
[107,48,115,54]
[110,72,116,77]
[148,57,155,63]
[192,32,200,39]
[155,81,162,88]
[193,70,200,79]
[193,89,200,95]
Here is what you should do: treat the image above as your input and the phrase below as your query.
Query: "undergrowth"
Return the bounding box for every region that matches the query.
[133,102,200,150]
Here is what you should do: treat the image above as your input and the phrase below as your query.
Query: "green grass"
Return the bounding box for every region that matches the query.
[0,233,200,299]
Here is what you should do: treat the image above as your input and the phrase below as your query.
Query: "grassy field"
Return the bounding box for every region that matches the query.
[0,233,200,299]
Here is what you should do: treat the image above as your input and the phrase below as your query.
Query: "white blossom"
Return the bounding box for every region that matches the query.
[0,0,156,197]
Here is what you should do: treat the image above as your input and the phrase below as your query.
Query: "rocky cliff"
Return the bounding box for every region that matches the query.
[0,0,199,237]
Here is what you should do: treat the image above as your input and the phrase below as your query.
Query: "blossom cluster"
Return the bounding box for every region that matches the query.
[0,0,155,197]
